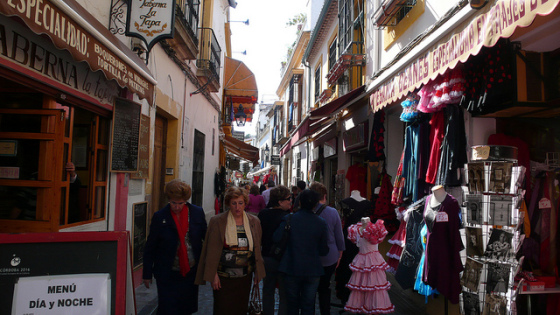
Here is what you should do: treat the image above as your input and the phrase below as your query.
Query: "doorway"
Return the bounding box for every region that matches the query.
[152,115,167,215]
[191,130,205,207]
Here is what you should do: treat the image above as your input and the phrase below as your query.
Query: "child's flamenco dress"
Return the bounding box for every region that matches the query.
[345,220,395,314]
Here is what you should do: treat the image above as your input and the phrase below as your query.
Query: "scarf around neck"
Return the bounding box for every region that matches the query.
[170,205,190,276]
[225,210,254,251]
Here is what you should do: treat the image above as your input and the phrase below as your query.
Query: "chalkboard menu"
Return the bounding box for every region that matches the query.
[111,98,141,172]
[133,201,148,268]
[132,114,150,179]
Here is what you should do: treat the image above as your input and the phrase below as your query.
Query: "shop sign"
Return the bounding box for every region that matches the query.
[232,130,245,141]
[370,0,560,112]
[12,274,110,315]
[271,155,280,165]
[343,122,368,152]
[126,0,175,51]
[0,0,155,104]
[0,15,120,107]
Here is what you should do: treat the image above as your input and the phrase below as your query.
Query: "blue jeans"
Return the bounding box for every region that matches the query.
[281,273,320,315]
[263,257,286,315]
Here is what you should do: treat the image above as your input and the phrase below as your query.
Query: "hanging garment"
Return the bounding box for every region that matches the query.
[425,110,445,184]
[414,225,439,300]
[346,163,368,198]
[395,197,427,290]
[423,194,464,304]
[344,220,395,314]
[367,110,386,162]
[435,105,468,187]
[386,206,407,274]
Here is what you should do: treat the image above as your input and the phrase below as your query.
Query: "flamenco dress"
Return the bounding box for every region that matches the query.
[345,220,395,314]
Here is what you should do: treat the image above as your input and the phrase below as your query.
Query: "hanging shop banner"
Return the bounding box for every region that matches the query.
[126,0,175,51]
[0,0,155,104]
[370,0,560,112]
[0,15,119,108]
[12,274,110,315]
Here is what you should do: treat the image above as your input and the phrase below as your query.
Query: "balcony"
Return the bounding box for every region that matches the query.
[317,88,334,104]
[164,1,200,61]
[327,41,365,85]
[196,27,221,92]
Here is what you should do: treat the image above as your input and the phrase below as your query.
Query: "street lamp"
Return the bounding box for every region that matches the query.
[235,104,247,126]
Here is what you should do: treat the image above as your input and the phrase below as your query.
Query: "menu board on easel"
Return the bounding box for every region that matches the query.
[132,201,148,268]
[132,114,150,179]
[111,98,141,172]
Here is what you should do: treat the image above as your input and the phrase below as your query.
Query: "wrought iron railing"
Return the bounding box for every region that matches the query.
[197,27,222,81]
[176,0,200,45]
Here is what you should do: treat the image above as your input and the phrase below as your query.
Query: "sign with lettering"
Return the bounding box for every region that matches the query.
[0,15,119,108]
[126,0,175,51]
[11,274,110,314]
[0,231,130,315]
[111,98,142,172]
[271,155,280,166]
[370,0,560,112]
[0,0,155,104]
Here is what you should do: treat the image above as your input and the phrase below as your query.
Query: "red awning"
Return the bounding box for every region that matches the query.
[280,118,312,157]
[223,135,260,166]
[310,85,365,120]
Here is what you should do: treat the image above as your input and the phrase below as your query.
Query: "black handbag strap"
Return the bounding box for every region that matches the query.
[315,204,327,216]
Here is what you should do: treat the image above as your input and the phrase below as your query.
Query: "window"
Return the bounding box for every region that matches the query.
[338,0,352,53]
[329,38,338,72]
[314,67,321,104]
[0,94,110,231]
[395,0,417,25]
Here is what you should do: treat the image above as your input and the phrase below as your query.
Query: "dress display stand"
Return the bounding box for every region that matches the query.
[344,217,395,314]
[460,146,524,315]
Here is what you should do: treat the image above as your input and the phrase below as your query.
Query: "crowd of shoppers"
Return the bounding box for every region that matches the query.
[143,178,349,315]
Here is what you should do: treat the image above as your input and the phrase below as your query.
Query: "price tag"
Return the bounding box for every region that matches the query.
[436,212,449,222]
[538,198,551,209]
[472,146,490,160]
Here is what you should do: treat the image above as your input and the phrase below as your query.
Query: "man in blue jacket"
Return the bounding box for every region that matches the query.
[274,189,329,315]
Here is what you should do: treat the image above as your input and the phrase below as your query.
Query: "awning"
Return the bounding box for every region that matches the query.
[0,0,156,104]
[247,165,277,178]
[369,0,560,112]
[223,135,260,167]
[280,117,313,157]
[224,57,258,98]
[310,85,366,120]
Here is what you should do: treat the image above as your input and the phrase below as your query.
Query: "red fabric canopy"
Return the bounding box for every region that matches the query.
[309,85,365,120]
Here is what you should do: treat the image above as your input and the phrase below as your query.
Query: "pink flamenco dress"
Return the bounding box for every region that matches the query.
[345,220,395,314]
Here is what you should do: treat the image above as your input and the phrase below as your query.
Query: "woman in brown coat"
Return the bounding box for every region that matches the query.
[195,186,266,314]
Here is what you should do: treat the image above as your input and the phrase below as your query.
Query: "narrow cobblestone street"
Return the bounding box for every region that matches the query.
[135,272,454,314]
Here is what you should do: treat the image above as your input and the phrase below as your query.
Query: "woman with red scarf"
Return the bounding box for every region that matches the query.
[143,179,208,314]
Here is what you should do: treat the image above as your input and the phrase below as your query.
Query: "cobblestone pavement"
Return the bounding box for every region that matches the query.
[135,273,452,314]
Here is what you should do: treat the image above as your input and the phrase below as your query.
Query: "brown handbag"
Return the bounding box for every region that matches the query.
[247,283,262,315]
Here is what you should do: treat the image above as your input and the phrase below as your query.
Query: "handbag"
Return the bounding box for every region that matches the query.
[247,283,262,315]
[269,214,292,261]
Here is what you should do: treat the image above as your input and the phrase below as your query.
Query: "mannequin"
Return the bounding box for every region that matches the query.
[430,185,447,207]
[351,190,366,202]
[360,217,370,232]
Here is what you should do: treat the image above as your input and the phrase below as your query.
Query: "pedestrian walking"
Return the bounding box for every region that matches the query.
[195,186,266,315]
[246,184,266,215]
[258,185,292,315]
[309,182,345,315]
[274,189,329,315]
[142,179,208,314]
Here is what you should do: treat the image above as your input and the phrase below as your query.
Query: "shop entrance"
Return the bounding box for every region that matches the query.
[152,115,167,215]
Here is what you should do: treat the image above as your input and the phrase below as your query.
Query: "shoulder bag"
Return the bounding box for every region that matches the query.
[269,214,292,261]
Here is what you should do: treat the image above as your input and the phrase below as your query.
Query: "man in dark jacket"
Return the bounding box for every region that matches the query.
[274,189,329,315]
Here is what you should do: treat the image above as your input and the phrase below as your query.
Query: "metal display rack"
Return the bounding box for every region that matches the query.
[460,158,526,315]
